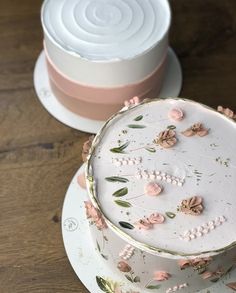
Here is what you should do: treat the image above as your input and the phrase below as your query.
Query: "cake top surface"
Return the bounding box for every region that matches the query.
[42,0,170,61]
[87,98,236,256]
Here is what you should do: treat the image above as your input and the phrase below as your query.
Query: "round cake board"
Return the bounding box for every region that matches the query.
[62,164,235,293]
[33,48,183,134]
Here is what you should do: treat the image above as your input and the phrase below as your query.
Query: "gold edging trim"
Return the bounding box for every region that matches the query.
[85,97,236,258]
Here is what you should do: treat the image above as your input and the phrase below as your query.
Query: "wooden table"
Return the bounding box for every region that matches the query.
[0,1,235,292]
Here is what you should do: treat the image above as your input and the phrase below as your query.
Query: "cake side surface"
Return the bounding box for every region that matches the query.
[84,97,236,292]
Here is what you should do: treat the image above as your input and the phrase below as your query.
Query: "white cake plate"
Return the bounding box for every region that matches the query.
[33,48,183,134]
[62,164,235,293]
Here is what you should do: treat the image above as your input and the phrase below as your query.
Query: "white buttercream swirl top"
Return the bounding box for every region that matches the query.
[42,0,171,61]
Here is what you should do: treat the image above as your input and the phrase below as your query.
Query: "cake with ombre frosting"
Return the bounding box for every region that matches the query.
[84,98,236,293]
[41,0,171,120]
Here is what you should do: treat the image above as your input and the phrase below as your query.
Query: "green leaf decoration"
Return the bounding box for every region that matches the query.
[110,141,129,153]
[167,125,176,130]
[145,147,156,153]
[96,276,113,293]
[119,221,135,230]
[103,235,108,242]
[210,277,220,283]
[225,265,234,275]
[127,124,146,129]
[87,175,93,182]
[96,241,101,252]
[114,200,132,208]
[105,176,129,183]
[112,187,128,197]
[134,115,143,121]
[101,254,108,260]
[134,276,141,283]
[125,274,133,283]
[198,268,207,275]
[165,212,176,219]
[145,284,161,289]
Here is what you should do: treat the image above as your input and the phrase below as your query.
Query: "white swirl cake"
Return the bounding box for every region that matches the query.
[84,98,236,292]
[41,0,171,120]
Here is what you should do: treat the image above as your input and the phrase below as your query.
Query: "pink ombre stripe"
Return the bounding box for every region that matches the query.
[49,78,163,121]
[44,44,167,119]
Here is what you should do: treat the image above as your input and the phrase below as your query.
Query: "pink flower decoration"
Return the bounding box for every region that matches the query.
[144,182,162,196]
[191,257,212,267]
[135,219,153,230]
[182,123,209,137]
[148,213,165,224]
[77,172,86,189]
[134,213,165,230]
[82,135,94,162]
[124,96,140,107]
[117,261,132,272]
[168,108,184,121]
[226,282,236,291]
[178,257,212,270]
[217,106,236,119]
[84,201,107,230]
[178,259,191,270]
[201,271,214,280]
[153,271,171,281]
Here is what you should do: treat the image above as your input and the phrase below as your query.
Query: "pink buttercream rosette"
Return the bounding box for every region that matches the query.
[168,108,184,121]
[144,182,162,196]
[135,213,165,230]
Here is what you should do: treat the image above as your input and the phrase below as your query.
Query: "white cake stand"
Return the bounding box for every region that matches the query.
[62,164,235,293]
[33,48,183,134]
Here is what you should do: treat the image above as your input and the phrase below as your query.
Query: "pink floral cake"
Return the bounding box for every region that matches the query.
[84,98,236,292]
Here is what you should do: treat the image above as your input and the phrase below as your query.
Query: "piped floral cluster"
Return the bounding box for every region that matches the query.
[135,170,185,187]
[119,245,135,261]
[178,257,212,273]
[112,157,142,167]
[217,105,236,119]
[84,201,107,230]
[179,216,227,241]
[166,283,188,293]
[178,196,204,216]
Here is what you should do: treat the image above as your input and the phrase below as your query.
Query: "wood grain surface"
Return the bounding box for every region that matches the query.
[0,0,235,292]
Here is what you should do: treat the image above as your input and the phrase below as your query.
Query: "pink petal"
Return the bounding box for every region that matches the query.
[168,108,184,121]
[201,271,213,280]
[197,129,209,137]
[133,96,140,104]
[124,100,130,107]
[153,271,170,281]
[135,219,153,230]
[182,128,194,137]
[178,259,190,269]
[148,213,165,224]
[217,105,223,112]
[144,182,162,196]
[77,173,86,189]
[226,282,236,291]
